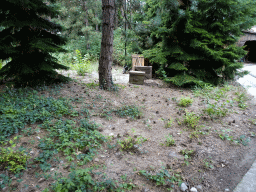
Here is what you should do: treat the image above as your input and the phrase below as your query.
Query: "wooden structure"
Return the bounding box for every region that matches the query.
[129,71,145,85]
[135,66,152,79]
[132,54,150,70]
[236,31,256,47]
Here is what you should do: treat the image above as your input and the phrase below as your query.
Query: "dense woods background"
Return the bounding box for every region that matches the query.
[1,0,256,88]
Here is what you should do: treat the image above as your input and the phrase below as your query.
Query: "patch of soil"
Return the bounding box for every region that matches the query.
[1,65,256,192]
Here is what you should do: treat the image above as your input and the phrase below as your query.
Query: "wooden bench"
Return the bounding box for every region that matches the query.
[129,71,145,85]
[135,66,152,79]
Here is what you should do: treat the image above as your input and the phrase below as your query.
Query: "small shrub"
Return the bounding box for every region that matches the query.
[165,118,173,128]
[160,134,175,146]
[119,135,147,151]
[0,137,30,173]
[183,111,200,128]
[180,149,195,166]
[115,105,142,119]
[73,50,92,75]
[178,97,193,107]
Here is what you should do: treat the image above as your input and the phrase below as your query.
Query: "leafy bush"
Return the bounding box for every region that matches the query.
[0,137,30,173]
[183,111,200,128]
[72,49,92,75]
[178,97,193,107]
[119,135,147,151]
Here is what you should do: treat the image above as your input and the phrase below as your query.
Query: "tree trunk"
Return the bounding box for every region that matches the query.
[98,0,114,90]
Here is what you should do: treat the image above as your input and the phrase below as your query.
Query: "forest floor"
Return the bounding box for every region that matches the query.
[0,65,256,192]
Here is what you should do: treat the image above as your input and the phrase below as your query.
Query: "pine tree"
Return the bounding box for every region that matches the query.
[99,0,115,90]
[140,0,256,87]
[0,0,71,88]
[50,0,102,58]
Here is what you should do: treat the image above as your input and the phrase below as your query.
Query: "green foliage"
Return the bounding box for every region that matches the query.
[72,50,92,75]
[160,134,175,147]
[235,92,248,109]
[0,87,74,141]
[238,135,251,146]
[183,111,200,129]
[0,137,30,173]
[137,0,256,87]
[51,0,102,60]
[164,117,173,128]
[115,105,142,119]
[0,59,2,70]
[46,167,135,192]
[37,118,106,167]
[119,135,147,151]
[0,0,71,88]
[21,127,38,136]
[189,128,209,140]
[85,82,99,89]
[203,157,214,170]
[139,166,182,186]
[178,97,193,107]
[180,149,195,166]
[193,84,234,100]
[216,129,246,145]
[0,173,11,189]
[249,118,256,125]
[113,28,133,68]
[203,101,229,119]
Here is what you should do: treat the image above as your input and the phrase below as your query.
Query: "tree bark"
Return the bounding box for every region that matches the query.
[98,0,114,90]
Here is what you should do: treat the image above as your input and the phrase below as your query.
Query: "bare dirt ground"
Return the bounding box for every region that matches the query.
[1,65,256,192]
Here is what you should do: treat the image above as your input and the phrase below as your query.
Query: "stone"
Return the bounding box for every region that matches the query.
[94,158,99,162]
[225,189,230,191]
[36,136,40,139]
[190,187,197,192]
[169,151,184,160]
[196,185,203,191]
[180,183,188,191]
[38,178,46,183]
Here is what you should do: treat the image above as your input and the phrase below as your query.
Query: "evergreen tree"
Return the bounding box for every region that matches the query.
[0,0,71,88]
[51,0,102,58]
[139,0,256,87]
